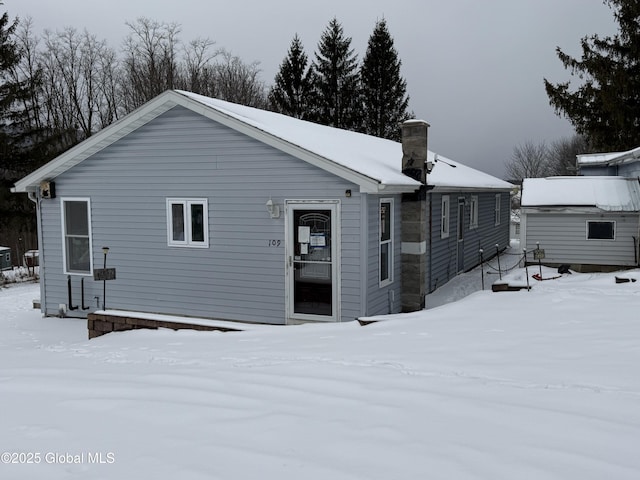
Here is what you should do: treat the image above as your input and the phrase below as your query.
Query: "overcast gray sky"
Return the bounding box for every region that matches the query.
[6,0,617,178]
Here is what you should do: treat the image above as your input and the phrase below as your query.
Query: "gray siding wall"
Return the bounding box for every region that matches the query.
[366,195,402,316]
[524,212,639,266]
[579,165,617,176]
[427,191,510,292]
[619,161,640,178]
[580,162,640,178]
[39,106,364,324]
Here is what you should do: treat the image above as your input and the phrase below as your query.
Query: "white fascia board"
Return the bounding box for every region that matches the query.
[372,184,421,194]
[428,185,512,193]
[12,92,179,193]
[521,206,604,214]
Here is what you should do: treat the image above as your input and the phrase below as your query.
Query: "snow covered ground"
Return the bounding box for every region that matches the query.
[1,264,640,479]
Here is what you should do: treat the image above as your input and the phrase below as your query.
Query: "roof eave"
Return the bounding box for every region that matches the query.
[11,89,421,195]
[373,183,422,194]
[429,185,513,193]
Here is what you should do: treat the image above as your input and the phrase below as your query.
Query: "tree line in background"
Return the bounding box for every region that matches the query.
[507,0,640,183]
[0,7,411,260]
[3,0,639,258]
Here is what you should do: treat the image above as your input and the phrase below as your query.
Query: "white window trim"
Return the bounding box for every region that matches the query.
[166,198,209,248]
[61,197,93,276]
[379,198,394,287]
[586,220,616,240]
[441,195,450,239]
[469,195,478,229]
[494,194,501,226]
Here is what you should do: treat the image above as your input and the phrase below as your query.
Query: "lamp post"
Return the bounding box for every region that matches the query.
[102,247,109,309]
[17,236,23,268]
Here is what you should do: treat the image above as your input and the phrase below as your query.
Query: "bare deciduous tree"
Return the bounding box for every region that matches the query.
[179,37,218,95]
[120,17,181,111]
[547,135,589,176]
[213,50,266,107]
[505,140,552,182]
[40,27,118,139]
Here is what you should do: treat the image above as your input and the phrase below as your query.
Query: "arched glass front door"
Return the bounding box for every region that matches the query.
[286,201,339,322]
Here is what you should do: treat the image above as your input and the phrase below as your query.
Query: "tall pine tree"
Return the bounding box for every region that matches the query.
[544,0,640,151]
[268,34,312,119]
[309,18,360,130]
[0,4,38,260]
[0,5,21,159]
[359,19,411,141]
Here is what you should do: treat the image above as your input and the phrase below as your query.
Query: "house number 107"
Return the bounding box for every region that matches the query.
[268,240,281,247]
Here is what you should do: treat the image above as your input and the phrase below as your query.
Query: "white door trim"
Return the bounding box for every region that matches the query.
[285,200,341,323]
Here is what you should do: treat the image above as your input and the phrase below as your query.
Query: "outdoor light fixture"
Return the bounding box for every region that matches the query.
[426,161,434,174]
[265,198,280,219]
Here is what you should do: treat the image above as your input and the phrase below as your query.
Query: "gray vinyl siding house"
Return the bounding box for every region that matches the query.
[13,90,510,326]
[520,177,640,270]
[577,146,640,178]
[427,191,510,292]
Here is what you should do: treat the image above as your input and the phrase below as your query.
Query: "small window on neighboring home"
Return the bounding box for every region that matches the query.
[469,196,478,229]
[515,223,521,235]
[441,195,450,238]
[494,194,501,226]
[61,198,93,275]
[380,199,393,285]
[167,199,209,247]
[587,221,615,240]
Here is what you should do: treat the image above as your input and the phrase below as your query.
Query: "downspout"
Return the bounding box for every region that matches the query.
[636,177,640,266]
[28,190,46,316]
[428,190,433,293]
[360,192,368,316]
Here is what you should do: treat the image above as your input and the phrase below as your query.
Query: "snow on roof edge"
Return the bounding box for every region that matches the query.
[521,176,640,211]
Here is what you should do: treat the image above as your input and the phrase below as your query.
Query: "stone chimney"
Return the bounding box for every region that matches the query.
[400,119,429,312]
[401,120,429,183]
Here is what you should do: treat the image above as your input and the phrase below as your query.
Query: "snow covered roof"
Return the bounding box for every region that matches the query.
[521,176,640,211]
[179,91,511,191]
[426,152,512,191]
[577,146,640,166]
[12,90,510,194]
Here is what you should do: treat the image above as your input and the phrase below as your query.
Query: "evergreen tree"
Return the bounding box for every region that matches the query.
[0,4,37,260]
[1,5,21,156]
[309,18,360,129]
[359,19,411,141]
[268,34,312,119]
[544,0,640,151]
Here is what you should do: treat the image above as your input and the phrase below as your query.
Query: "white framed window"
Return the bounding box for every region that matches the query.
[469,195,478,229]
[61,198,93,275]
[167,198,209,248]
[441,195,450,238]
[494,194,501,226]
[587,220,615,240]
[379,199,393,286]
